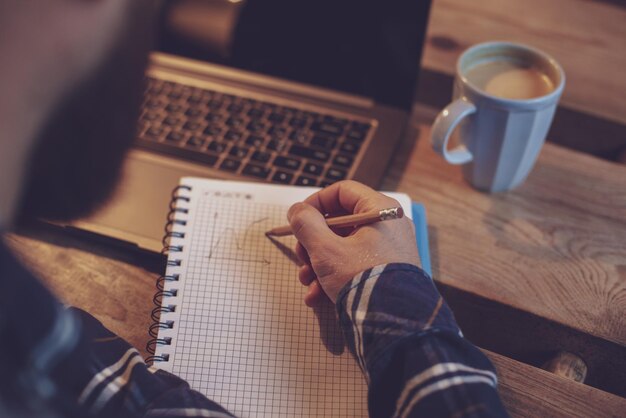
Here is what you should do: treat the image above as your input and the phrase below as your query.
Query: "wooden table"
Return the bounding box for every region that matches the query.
[7,107,626,416]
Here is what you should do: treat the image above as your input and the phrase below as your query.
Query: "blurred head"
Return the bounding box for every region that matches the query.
[1,0,156,224]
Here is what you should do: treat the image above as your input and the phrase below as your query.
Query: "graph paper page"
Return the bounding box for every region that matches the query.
[155,178,412,417]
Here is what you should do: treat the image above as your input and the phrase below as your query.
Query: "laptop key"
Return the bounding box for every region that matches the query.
[167,90,183,100]
[295,176,317,186]
[247,108,265,119]
[205,113,222,123]
[310,135,335,149]
[346,129,367,141]
[267,139,287,152]
[289,130,309,144]
[203,125,222,137]
[142,111,160,122]
[219,158,241,172]
[227,103,244,114]
[136,139,219,167]
[185,136,205,148]
[288,144,330,162]
[272,170,293,184]
[163,116,181,126]
[166,131,185,143]
[182,121,202,131]
[144,98,162,109]
[208,140,228,154]
[187,94,203,105]
[273,156,301,171]
[268,126,287,138]
[185,108,203,118]
[323,115,348,125]
[289,117,307,128]
[326,167,347,181]
[144,126,164,139]
[268,112,285,123]
[242,164,271,179]
[251,150,271,163]
[319,180,334,188]
[224,130,243,141]
[303,162,323,176]
[333,154,353,167]
[207,99,223,110]
[226,116,245,128]
[246,121,266,133]
[165,103,184,113]
[193,153,218,167]
[229,146,249,159]
[339,140,361,154]
[245,135,265,148]
[311,121,345,136]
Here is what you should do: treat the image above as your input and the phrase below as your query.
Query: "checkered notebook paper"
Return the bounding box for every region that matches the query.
[151,178,412,417]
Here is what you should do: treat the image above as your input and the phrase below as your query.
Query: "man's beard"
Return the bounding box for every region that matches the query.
[17,2,154,224]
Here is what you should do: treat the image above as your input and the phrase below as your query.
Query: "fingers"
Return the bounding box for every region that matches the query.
[298,264,316,285]
[296,243,316,285]
[287,202,338,250]
[304,180,399,216]
[295,242,310,265]
[298,264,325,307]
[303,280,326,307]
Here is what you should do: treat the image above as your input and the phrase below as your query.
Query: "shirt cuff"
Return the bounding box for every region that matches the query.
[335,263,462,374]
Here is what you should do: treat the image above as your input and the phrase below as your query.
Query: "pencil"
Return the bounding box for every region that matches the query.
[265,207,404,237]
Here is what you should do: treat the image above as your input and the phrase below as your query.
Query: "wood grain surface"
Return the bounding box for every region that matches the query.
[5,225,626,417]
[487,349,626,417]
[379,107,626,396]
[384,109,626,348]
[5,227,159,355]
[423,0,626,125]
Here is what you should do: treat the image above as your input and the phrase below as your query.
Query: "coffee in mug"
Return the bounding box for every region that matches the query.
[430,42,565,192]
[464,60,555,100]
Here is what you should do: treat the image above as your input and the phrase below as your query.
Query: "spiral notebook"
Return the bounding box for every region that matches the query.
[148,178,429,417]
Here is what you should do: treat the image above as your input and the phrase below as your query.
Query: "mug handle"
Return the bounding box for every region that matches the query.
[431,98,477,165]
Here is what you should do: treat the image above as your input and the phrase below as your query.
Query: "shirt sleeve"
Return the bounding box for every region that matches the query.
[335,263,509,418]
[0,241,235,418]
[67,308,236,418]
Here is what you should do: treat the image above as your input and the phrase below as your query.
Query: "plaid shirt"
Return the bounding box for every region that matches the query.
[1,241,508,417]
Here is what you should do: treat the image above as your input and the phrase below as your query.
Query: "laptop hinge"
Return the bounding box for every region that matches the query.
[149,52,375,110]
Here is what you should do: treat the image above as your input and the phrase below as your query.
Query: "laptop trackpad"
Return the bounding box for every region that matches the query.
[72,150,214,252]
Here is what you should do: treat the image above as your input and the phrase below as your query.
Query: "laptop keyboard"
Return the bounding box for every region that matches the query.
[135,77,373,187]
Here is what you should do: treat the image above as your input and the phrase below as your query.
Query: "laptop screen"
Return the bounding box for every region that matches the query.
[156,0,432,110]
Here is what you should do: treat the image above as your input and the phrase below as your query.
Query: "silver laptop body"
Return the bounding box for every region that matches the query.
[70,0,432,252]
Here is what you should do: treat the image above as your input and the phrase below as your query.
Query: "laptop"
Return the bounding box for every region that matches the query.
[71,0,432,252]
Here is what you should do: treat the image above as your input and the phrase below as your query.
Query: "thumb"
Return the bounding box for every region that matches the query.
[287,202,338,250]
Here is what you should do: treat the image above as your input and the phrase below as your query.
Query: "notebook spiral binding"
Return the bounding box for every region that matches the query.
[145,184,192,364]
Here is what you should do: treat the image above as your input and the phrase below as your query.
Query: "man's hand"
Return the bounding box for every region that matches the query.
[287,180,420,307]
